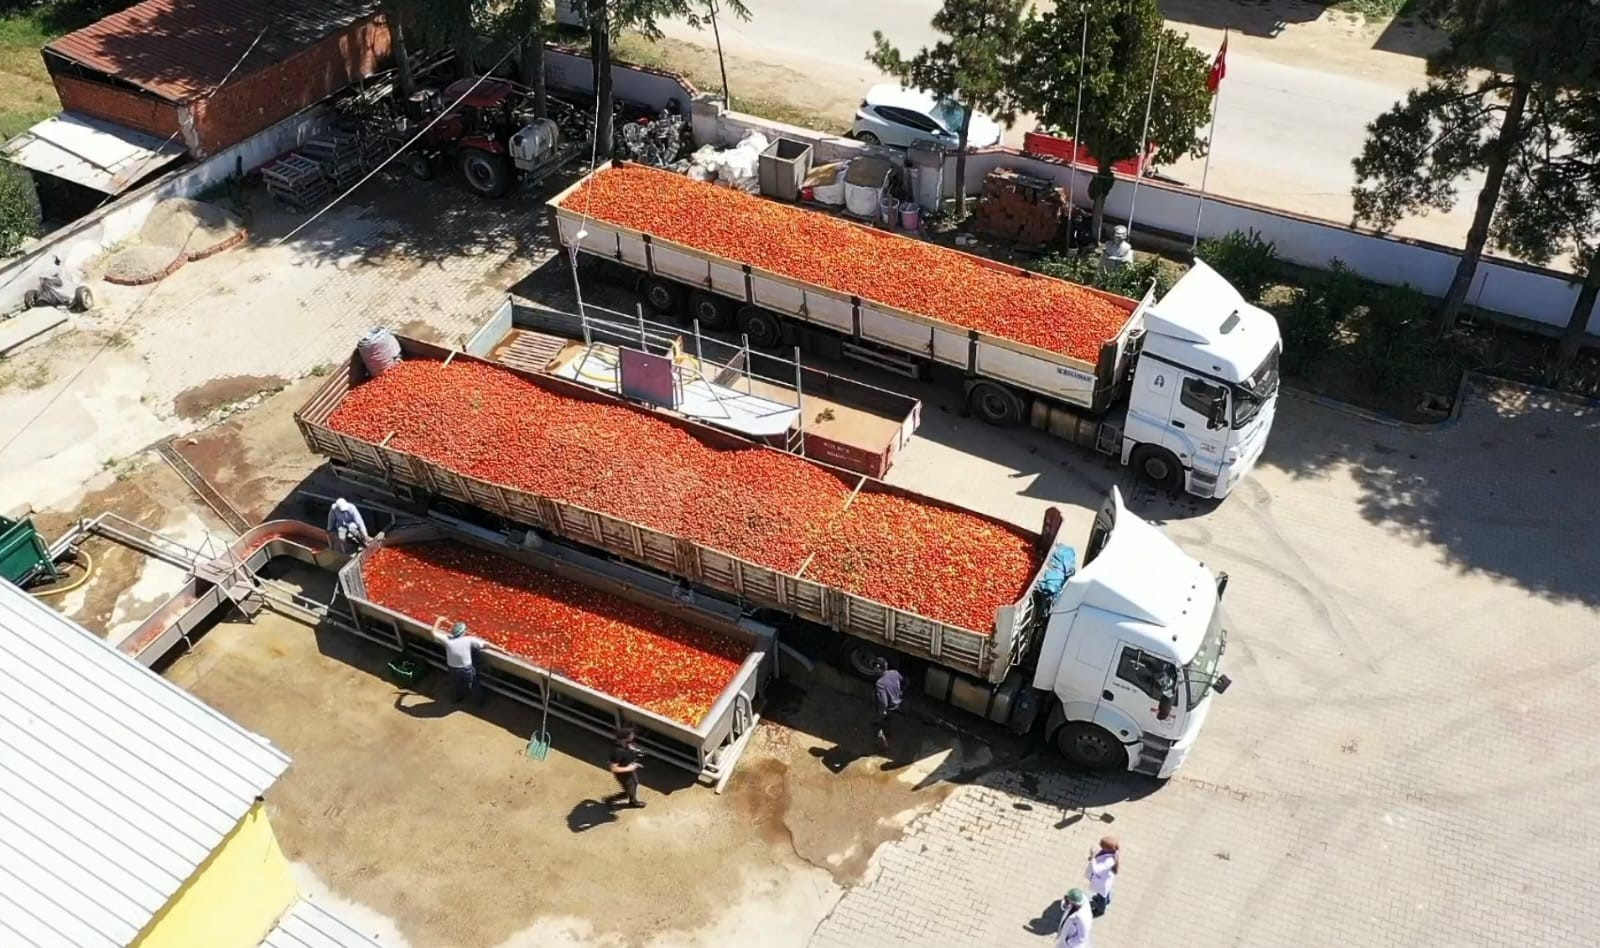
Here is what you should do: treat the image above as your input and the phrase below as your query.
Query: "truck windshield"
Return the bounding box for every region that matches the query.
[1232,345,1281,428]
[1184,606,1227,710]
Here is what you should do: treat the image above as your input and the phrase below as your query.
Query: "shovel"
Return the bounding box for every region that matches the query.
[526,666,554,760]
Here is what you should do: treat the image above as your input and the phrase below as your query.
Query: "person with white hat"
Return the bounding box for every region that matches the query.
[325,498,371,554]
[1055,888,1093,948]
[436,620,489,705]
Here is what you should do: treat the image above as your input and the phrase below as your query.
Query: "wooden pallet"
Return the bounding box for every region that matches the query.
[491,329,568,374]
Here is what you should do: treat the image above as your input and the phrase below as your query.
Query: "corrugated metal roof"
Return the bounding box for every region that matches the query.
[262,898,388,948]
[45,0,384,103]
[0,580,291,948]
[1,111,184,194]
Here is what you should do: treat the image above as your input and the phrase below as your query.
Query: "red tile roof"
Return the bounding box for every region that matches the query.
[46,0,384,102]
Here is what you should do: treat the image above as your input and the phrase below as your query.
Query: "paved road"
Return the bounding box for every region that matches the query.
[658,2,1486,248]
[811,380,1600,947]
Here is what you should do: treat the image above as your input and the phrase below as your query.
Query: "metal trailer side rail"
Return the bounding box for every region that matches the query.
[337,522,773,785]
[296,338,1067,683]
[547,161,1139,412]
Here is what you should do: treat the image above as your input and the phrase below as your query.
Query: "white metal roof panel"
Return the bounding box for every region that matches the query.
[0,111,184,194]
[262,898,388,948]
[0,579,290,948]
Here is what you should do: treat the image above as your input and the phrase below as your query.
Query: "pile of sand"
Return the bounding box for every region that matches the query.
[102,245,184,285]
[102,198,246,285]
[140,198,245,259]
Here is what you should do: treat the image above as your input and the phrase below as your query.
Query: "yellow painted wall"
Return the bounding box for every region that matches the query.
[130,800,297,948]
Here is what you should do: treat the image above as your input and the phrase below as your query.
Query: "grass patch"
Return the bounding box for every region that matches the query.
[1323,0,1411,21]
[0,1,128,139]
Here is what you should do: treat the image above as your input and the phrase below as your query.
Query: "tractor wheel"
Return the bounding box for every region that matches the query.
[406,152,435,181]
[458,148,512,198]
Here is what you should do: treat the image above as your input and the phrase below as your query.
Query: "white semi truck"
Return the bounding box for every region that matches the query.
[549,162,1283,500]
[299,337,1234,778]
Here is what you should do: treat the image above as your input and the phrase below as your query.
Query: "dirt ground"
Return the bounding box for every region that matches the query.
[167,590,1011,948]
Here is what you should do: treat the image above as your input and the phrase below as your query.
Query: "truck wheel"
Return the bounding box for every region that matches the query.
[737,305,782,348]
[1054,722,1128,772]
[967,381,1024,426]
[641,277,682,315]
[841,641,891,680]
[1130,445,1182,492]
[22,289,39,309]
[406,152,436,181]
[72,286,94,312]
[688,291,732,330]
[458,148,512,198]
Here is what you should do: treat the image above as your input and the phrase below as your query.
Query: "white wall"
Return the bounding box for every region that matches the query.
[954,149,1587,334]
[0,107,331,313]
[543,48,697,115]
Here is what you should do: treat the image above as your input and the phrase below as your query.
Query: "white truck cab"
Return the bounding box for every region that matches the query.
[1033,488,1231,778]
[1122,261,1282,500]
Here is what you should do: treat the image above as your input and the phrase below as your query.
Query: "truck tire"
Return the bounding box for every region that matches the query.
[688,291,732,330]
[1130,445,1182,492]
[967,381,1025,426]
[737,305,783,349]
[72,286,94,312]
[458,148,512,198]
[641,277,682,315]
[841,641,892,680]
[22,289,39,309]
[1054,722,1129,772]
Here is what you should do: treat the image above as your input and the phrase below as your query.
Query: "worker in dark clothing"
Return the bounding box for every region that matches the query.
[872,657,905,753]
[436,621,488,705]
[608,726,646,809]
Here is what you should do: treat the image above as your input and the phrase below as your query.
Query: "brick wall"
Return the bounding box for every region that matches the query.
[189,15,392,156]
[51,75,182,140]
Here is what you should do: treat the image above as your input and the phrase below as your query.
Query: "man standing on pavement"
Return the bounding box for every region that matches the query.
[608,726,646,809]
[1055,888,1093,948]
[436,620,488,705]
[872,657,905,754]
[1086,836,1120,917]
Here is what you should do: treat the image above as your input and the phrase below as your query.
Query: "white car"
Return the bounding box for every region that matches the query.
[850,84,1003,150]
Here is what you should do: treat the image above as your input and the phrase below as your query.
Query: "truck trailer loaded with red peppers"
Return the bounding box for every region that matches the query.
[297,335,1234,777]
[549,162,1282,500]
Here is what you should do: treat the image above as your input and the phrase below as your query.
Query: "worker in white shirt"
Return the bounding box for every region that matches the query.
[1055,888,1092,948]
[436,621,489,705]
[1086,835,1121,917]
[326,498,371,554]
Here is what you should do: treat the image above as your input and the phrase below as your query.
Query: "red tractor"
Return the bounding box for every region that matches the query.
[400,79,568,198]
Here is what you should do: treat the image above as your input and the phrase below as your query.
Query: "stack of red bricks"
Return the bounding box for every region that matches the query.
[971,168,1065,246]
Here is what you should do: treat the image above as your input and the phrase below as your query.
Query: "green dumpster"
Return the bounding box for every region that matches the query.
[0,515,58,587]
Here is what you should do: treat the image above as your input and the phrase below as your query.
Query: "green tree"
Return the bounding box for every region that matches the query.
[1013,0,1212,240]
[1490,90,1600,377]
[866,0,1027,219]
[1,162,41,257]
[585,1,749,159]
[1351,0,1600,335]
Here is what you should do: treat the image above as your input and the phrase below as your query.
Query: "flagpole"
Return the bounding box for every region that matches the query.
[1066,5,1088,243]
[1192,84,1221,252]
[1126,32,1163,236]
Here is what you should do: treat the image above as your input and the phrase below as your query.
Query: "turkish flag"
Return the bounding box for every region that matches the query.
[1207,34,1228,93]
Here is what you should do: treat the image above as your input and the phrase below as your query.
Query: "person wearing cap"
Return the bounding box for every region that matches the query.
[871,657,905,754]
[608,725,646,809]
[436,620,489,705]
[1085,836,1120,917]
[1055,888,1093,948]
[325,498,371,554]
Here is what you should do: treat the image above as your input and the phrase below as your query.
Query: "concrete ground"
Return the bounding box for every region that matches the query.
[6,169,1598,946]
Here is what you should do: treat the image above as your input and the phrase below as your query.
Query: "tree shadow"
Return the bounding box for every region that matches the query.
[1258,379,1600,607]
